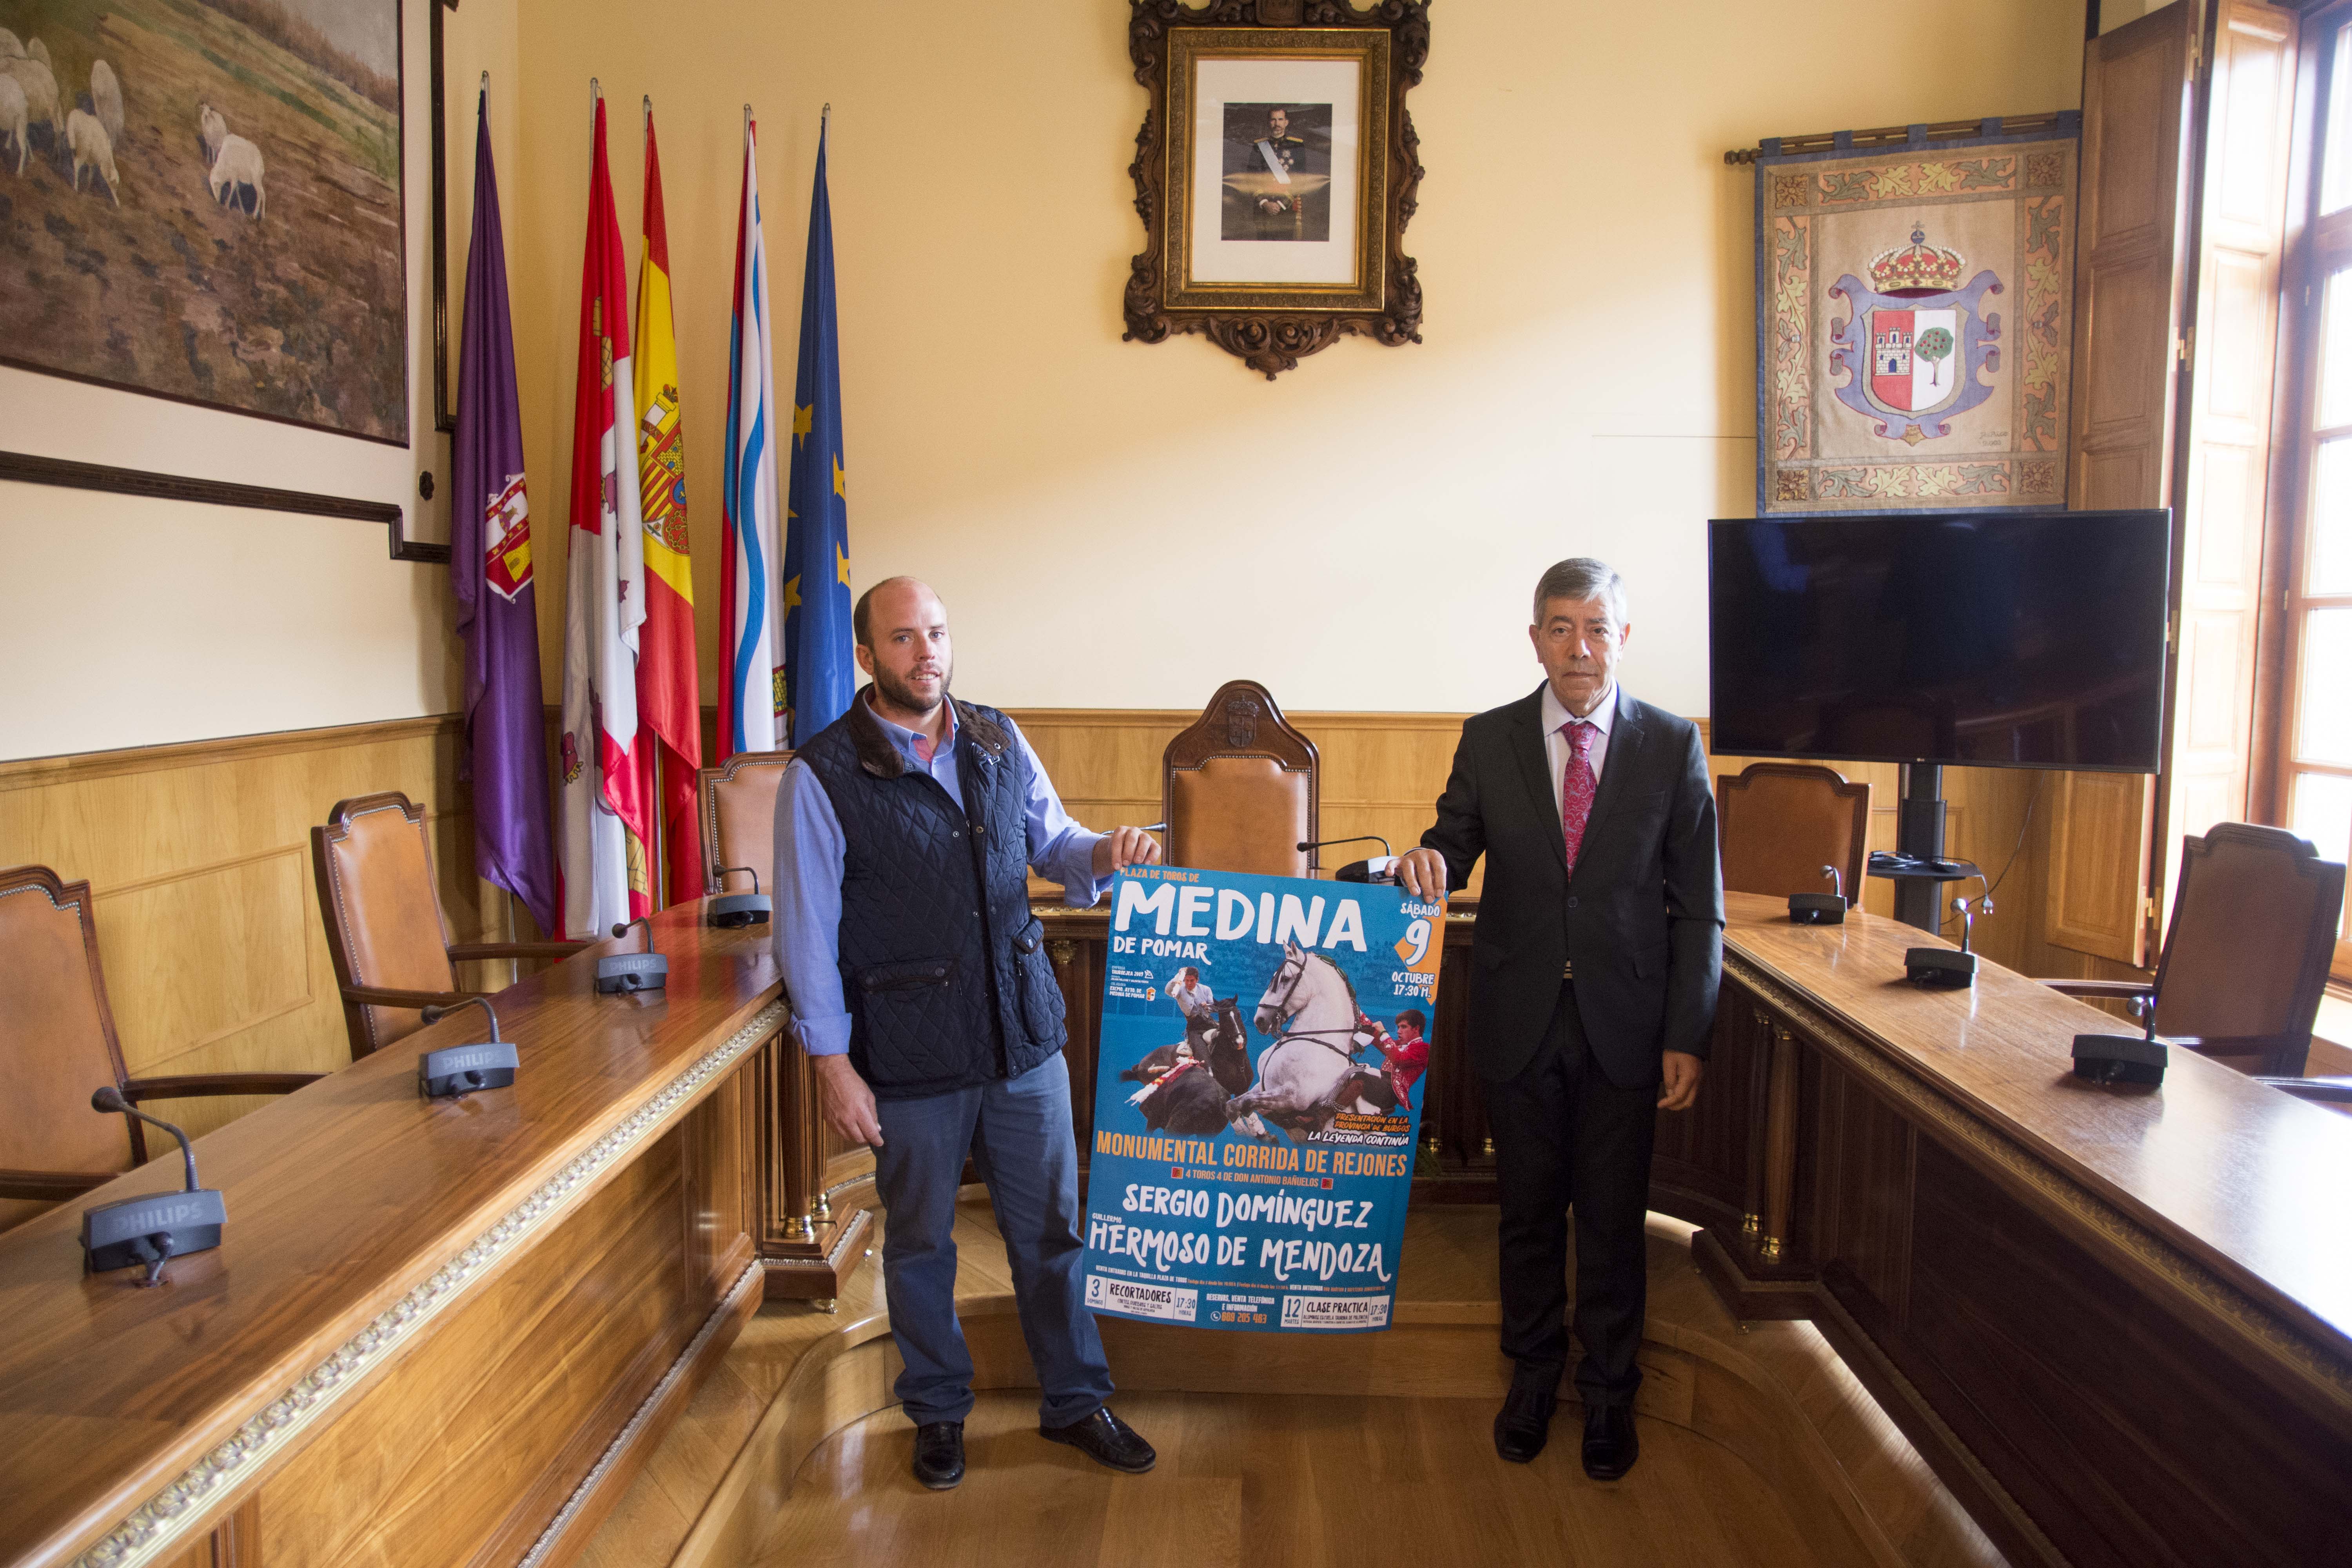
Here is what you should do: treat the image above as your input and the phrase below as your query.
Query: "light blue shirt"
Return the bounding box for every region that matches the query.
[773,697,1108,1056]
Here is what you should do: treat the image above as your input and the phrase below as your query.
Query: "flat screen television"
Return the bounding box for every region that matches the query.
[1708,510,2170,773]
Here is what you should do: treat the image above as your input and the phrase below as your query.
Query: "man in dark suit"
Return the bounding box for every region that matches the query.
[1397,557,1722,1479]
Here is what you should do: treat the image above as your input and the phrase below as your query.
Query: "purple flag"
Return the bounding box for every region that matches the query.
[452,87,557,938]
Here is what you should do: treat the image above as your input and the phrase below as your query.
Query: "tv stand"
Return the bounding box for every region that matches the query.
[1869,764,1982,933]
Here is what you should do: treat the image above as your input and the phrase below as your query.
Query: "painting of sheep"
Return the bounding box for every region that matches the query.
[0,0,405,443]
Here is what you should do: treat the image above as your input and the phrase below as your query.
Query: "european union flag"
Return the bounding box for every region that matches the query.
[782,120,855,746]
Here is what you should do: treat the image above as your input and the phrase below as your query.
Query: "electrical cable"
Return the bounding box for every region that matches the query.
[1938,775,2043,934]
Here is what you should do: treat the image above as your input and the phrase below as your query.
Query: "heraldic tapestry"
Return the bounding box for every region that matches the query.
[1756,120,2080,514]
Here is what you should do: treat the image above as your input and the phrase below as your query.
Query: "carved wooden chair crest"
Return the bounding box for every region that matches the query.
[1161,680,1321,877]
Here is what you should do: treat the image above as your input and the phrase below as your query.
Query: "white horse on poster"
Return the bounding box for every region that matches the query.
[1226,940,1388,1142]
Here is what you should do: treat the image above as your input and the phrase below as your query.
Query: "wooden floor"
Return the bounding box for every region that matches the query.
[753,1387,1819,1568]
[579,1201,2008,1568]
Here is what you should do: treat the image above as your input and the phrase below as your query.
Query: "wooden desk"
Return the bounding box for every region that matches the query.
[0,905,862,1568]
[1037,890,2352,1565]
[1699,893,2352,1568]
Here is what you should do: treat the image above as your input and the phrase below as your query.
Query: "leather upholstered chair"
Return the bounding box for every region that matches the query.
[1162,680,1320,877]
[1716,762,1871,903]
[0,865,320,1232]
[311,793,582,1059]
[2041,823,2346,1077]
[696,751,796,897]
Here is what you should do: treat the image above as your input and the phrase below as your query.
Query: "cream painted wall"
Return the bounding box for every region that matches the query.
[506,0,2087,722]
[0,0,519,761]
[1,0,2089,761]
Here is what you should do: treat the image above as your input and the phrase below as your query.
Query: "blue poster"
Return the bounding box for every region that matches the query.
[1081,865,1445,1333]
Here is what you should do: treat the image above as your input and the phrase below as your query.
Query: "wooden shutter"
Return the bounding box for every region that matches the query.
[2050,0,2200,965]
[2163,0,2301,924]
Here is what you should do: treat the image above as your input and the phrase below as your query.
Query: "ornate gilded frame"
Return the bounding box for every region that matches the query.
[1125,0,1428,378]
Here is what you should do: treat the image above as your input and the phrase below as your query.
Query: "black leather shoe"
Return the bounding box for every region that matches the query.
[912,1420,965,1490]
[1040,1406,1156,1473]
[1493,1363,1559,1463]
[1582,1402,1639,1480]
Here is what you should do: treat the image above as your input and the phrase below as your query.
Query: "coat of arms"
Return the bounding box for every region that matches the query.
[1827,226,2002,445]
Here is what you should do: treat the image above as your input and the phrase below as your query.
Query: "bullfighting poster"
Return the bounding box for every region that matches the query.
[1080,865,1444,1333]
[1755,116,2079,515]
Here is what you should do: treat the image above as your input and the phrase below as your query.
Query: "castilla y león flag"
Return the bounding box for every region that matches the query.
[451,84,557,940]
[559,93,653,938]
[633,109,703,907]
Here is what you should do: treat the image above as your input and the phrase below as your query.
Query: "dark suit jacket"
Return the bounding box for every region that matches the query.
[1420,684,1724,1087]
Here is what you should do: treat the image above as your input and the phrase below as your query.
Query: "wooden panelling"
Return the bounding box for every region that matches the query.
[2043,770,2156,967]
[1795,1052,1915,1325]
[1020,708,2058,972]
[258,1137,695,1568]
[2051,0,2195,967]
[1014,707,1479,892]
[1902,1136,2343,1568]
[0,715,506,1139]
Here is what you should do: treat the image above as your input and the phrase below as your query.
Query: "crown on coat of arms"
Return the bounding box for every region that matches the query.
[1868,225,1965,294]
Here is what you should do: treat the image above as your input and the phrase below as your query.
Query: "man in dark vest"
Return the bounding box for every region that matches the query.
[773,576,1162,1490]
[1396,557,1722,1479]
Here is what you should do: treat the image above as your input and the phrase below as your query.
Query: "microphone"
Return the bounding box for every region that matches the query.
[2071,973,2168,1087]
[708,864,773,928]
[1788,863,1848,926]
[417,996,519,1098]
[596,916,670,995]
[1904,894,1988,989]
[1297,835,1397,884]
[81,1088,227,1286]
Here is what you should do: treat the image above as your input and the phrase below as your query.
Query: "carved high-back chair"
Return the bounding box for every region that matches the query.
[1162,680,1320,877]
[696,751,796,896]
[2042,823,2346,1076]
[1716,762,1872,904]
[0,865,319,1232]
[311,793,581,1060]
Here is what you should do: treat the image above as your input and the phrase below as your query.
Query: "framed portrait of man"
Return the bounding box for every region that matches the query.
[1125,2,1428,378]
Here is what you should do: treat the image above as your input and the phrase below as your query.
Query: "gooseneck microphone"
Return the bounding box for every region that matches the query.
[422,995,505,1042]
[1296,835,1397,884]
[90,1087,200,1194]
[596,916,670,994]
[417,996,519,1098]
[708,865,773,928]
[1788,862,1849,926]
[82,1088,227,1285]
[1904,894,1989,989]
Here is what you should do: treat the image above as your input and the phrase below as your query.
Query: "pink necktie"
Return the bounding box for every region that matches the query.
[1560,720,1597,877]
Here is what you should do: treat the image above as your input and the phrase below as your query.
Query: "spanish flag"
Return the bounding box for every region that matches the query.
[633,107,702,907]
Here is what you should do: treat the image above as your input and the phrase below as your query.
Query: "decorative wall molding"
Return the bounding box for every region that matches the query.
[0,451,448,566]
[0,714,461,791]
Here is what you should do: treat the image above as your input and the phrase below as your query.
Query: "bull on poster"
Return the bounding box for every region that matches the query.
[1081,865,1444,1333]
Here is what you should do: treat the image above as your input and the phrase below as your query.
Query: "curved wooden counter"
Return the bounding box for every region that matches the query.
[1038,889,2352,1566]
[0,907,842,1568]
[1697,894,2352,1568]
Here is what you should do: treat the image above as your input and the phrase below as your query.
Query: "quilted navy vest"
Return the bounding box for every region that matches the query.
[795,694,1068,1099]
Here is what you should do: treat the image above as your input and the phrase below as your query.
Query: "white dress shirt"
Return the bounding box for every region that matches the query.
[1540,681,1617,821]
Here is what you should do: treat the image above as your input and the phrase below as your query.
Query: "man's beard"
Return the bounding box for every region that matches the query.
[871,659,951,715]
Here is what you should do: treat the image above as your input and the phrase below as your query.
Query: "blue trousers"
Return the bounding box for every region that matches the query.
[871,1051,1113,1426]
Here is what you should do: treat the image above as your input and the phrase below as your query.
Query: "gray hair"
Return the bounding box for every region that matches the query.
[1532,558,1629,627]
